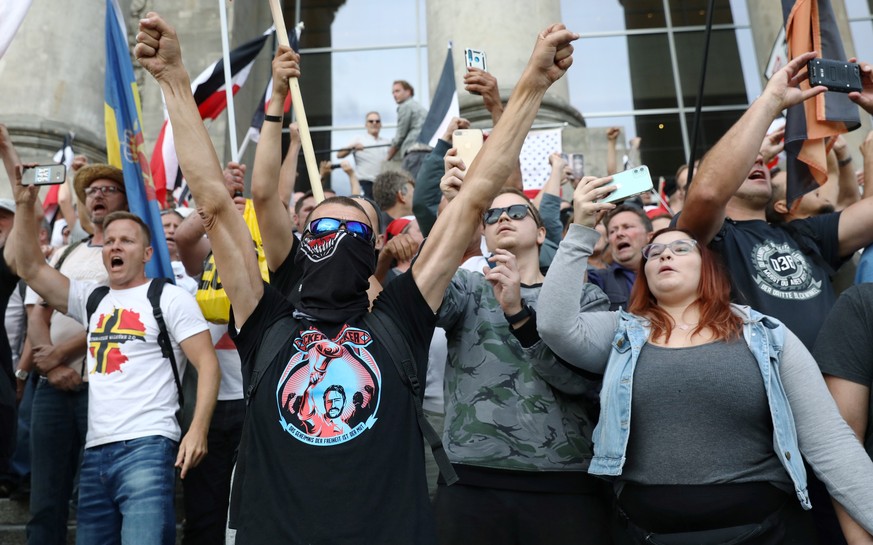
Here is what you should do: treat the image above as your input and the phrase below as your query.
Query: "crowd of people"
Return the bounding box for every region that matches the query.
[0,9,872,545]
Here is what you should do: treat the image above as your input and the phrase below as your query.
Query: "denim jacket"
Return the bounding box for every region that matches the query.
[588,304,812,509]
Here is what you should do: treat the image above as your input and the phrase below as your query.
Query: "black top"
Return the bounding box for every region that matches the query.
[711,215,841,349]
[231,246,438,544]
[0,251,19,382]
[814,283,873,459]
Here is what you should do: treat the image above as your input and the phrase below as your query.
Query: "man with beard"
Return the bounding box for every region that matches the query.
[678,53,873,351]
[135,11,579,543]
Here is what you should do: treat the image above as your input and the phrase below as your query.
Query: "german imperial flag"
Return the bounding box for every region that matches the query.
[782,0,860,205]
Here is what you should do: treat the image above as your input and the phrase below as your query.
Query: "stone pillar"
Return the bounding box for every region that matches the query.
[424,0,584,128]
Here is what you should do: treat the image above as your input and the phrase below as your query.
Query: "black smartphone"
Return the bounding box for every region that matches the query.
[808,58,862,93]
[21,164,66,186]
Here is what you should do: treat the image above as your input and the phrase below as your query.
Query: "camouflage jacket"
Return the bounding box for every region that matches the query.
[437,268,609,472]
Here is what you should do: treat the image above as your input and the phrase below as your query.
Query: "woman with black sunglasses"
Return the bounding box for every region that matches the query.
[536,173,873,544]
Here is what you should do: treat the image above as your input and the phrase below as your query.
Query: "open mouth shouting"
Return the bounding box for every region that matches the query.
[109,255,124,271]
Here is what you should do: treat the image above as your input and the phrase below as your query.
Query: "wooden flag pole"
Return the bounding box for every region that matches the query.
[268,0,324,203]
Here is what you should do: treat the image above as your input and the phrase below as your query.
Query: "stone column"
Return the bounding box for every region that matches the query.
[424,0,584,128]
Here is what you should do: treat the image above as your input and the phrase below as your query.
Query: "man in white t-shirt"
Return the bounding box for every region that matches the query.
[7,184,221,544]
[337,111,389,199]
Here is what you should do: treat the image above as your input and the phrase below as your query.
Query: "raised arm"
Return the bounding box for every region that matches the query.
[278,123,300,207]
[412,119,467,236]
[0,125,21,194]
[136,13,263,326]
[606,127,620,175]
[250,46,299,273]
[412,24,579,311]
[679,52,826,244]
[537,175,618,371]
[8,169,70,314]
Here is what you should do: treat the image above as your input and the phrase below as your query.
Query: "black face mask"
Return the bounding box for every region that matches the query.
[291,230,375,323]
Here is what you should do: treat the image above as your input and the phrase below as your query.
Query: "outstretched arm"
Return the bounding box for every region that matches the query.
[678,52,826,244]
[251,46,299,273]
[7,169,70,314]
[136,13,263,326]
[412,24,579,311]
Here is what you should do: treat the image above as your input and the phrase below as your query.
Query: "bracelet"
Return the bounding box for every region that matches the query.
[264,114,283,123]
[838,156,853,167]
[504,303,532,326]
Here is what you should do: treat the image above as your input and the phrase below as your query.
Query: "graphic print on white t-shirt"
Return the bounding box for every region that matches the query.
[276,324,382,446]
[89,308,148,374]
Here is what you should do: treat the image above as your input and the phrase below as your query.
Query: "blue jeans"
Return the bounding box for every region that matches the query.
[27,379,88,545]
[76,435,178,545]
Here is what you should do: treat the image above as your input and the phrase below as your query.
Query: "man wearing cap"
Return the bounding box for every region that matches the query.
[18,164,128,545]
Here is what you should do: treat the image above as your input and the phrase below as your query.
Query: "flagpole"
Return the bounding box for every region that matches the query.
[219,0,240,163]
[237,131,252,158]
[268,0,324,203]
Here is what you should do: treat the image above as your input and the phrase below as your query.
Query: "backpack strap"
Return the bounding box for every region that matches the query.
[229,314,300,529]
[85,286,110,325]
[54,239,87,271]
[147,279,184,408]
[362,311,458,486]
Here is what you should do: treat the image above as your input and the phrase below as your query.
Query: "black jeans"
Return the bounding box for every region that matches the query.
[181,399,245,545]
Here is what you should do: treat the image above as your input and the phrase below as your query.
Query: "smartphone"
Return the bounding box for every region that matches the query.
[465,48,487,71]
[21,164,66,186]
[808,58,862,93]
[453,129,484,169]
[599,165,654,204]
[560,153,585,180]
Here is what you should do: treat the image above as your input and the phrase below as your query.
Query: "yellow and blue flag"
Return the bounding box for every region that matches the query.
[104,0,172,280]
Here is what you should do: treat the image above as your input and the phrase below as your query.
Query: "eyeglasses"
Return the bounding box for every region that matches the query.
[367,119,381,124]
[307,217,374,242]
[85,185,124,197]
[483,204,534,225]
[641,239,698,260]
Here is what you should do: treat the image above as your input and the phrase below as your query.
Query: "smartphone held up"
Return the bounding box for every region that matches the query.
[598,166,654,204]
[21,164,66,186]
[807,58,862,93]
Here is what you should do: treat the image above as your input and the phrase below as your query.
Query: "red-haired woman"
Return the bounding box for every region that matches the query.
[536,175,873,544]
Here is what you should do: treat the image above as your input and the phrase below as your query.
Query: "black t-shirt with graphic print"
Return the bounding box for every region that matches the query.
[711,214,842,350]
[232,245,437,544]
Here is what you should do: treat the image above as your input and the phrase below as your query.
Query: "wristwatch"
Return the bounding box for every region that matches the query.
[14,368,28,381]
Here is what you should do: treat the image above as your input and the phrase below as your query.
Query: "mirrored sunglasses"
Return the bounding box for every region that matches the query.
[307,217,374,242]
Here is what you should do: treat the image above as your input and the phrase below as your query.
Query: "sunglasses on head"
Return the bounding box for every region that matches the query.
[307,217,374,242]
[641,239,698,260]
[483,204,534,225]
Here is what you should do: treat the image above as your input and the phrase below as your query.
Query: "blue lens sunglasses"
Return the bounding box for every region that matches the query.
[307,217,375,243]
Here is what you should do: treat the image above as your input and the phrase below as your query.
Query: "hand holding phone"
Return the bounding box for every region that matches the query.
[453,129,484,169]
[21,164,66,186]
[597,166,654,204]
[808,58,862,93]
[465,48,487,72]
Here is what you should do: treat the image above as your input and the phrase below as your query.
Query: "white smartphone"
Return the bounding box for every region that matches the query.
[453,129,484,169]
[599,165,654,204]
[464,48,487,71]
[21,164,66,186]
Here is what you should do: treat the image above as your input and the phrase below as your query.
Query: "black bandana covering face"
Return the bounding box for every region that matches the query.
[291,229,376,323]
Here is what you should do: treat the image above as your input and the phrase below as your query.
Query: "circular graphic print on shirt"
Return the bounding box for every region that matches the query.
[750,241,822,300]
[276,325,382,446]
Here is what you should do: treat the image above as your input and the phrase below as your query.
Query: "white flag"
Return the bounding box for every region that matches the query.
[0,0,33,59]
